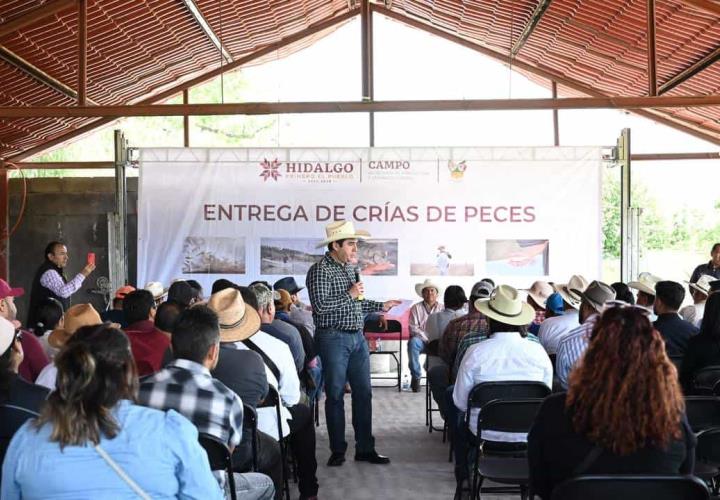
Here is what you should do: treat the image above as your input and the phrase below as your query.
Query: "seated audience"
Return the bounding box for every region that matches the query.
[556,281,616,388]
[144,281,167,306]
[0,317,50,478]
[213,278,238,295]
[31,297,64,360]
[537,275,586,354]
[35,304,103,390]
[409,279,444,392]
[680,275,715,327]
[100,285,134,327]
[653,280,699,357]
[680,291,720,392]
[526,280,554,335]
[210,288,319,500]
[0,278,49,383]
[167,280,197,308]
[155,300,183,336]
[186,279,204,302]
[450,285,552,480]
[610,282,635,304]
[274,277,315,335]
[528,304,696,499]
[251,283,305,374]
[628,272,661,320]
[2,325,225,499]
[123,289,170,377]
[138,306,274,500]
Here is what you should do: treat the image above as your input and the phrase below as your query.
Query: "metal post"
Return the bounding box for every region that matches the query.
[551,81,559,146]
[183,89,190,147]
[111,129,128,291]
[361,0,374,146]
[629,207,642,282]
[78,0,87,105]
[618,128,632,282]
[646,0,657,96]
[0,167,8,281]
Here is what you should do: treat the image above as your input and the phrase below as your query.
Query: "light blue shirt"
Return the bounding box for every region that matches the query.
[1,400,223,500]
[555,314,598,389]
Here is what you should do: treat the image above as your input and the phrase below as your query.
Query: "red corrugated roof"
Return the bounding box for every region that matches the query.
[1,0,719,160]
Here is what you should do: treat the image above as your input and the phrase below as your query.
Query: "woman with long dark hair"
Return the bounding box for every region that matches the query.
[1,325,223,499]
[528,304,695,499]
[680,291,720,392]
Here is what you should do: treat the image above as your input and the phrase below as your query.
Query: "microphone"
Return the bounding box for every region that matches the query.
[355,269,364,301]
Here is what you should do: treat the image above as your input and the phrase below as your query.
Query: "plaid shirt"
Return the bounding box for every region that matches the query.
[39,269,85,299]
[439,311,488,367]
[453,330,541,380]
[306,252,384,331]
[555,314,599,389]
[138,358,243,449]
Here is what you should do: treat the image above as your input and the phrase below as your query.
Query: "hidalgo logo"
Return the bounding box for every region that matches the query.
[448,160,468,180]
[259,158,282,181]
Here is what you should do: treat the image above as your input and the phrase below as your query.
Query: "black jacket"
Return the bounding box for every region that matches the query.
[654,313,699,357]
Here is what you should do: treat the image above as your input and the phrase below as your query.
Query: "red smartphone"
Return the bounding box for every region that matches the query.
[87,252,95,266]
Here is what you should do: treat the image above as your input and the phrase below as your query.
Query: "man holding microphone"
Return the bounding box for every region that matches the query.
[307,221,400,467]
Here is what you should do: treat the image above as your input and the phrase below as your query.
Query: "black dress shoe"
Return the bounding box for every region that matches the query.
[354,451,391,464]
[327,452,346,467]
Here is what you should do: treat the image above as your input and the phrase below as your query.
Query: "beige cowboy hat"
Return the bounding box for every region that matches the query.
[475,285,535,326]
[689,274,718,296]
[555,275,589,309]
[206,288,261,342]
[524,280,554,308]
[48,303,105,349]
[316,220,370,248]
[415,278,444,298]
[144,281,168,301]
[572,280,616,312]
[628,272,663,296]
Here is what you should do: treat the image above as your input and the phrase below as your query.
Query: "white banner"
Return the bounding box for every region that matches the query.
[138,147,602,301]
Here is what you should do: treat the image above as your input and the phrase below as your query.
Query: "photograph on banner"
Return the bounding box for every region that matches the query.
[260,238,323,275]
[485,239,549,276]
[182,236,246,274]
[358,239,398,276]
[410,243,474,276]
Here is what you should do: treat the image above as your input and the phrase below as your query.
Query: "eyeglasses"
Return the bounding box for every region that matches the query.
[601,299,651,316]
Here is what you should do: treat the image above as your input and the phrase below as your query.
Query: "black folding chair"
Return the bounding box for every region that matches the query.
[426,365,446,437]
[472,398,544,500]
[198,432,237,500]
[259,385,290,500]
[460,381,550,499]
[242,403,258,472]
[364,319,403,391]
[1,404,40,467]
[693,366,720,394]
[551,475,709,500]
[695,427,720,494]
[684,396,720,433]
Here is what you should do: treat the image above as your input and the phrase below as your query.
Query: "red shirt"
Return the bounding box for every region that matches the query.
[19,330,50,383]
[125,320,171,377]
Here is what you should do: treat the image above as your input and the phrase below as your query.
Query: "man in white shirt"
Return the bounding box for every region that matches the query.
[680,274,715,327]
[408,279,444,391]
[537,275,588,354]
[450,285,552,482]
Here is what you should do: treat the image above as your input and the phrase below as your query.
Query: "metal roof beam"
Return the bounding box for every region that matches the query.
[511,0,553,57]
[0,45,97,105]
[659,45,720,94]
[180,0,233,62]
[0,0,76,39]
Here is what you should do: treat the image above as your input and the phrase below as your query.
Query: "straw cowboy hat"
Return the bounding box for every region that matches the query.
[415,278,444,298]
[555,275,589,309]
[48,304,105,349]
[689,274,718,296]
[144,281,168,301]
[316,220,370,247]
[206,288,261,342]
[524,280,554,308]
[475,285,535,326]
[628,272,663,296]
[572,280,616,312]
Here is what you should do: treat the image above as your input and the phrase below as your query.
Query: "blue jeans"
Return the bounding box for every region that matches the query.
[407,336,426,380]
[315,328,375,454]
[306,358,324,406]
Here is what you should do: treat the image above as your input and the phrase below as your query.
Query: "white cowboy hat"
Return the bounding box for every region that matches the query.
[316,220,370,248]
[555,275,589,309]
[523,280,554,308]
[475,285,535,326]
[415,278,444,298]
[144,281,168,300]
[689,274,718,296]
[628,272,663,296]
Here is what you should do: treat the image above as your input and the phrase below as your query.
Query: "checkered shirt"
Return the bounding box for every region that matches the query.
[306,252,384,331]
[439,311,489,367]
[138,358,243,448]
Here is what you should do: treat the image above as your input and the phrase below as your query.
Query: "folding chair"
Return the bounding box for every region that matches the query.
[551,475,709,500]
[1,404,40,466]
[684,396,720,433]
[198,432,238,500]
[695,427,720,495]
[426,378,446,437]
[259,385,290,500]
[364,318,403,392]
[242,403,258,472]
[471,398,544,500]
[692,366,720,395]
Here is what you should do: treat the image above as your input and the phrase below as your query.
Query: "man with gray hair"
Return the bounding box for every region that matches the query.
[250,283,305,374]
